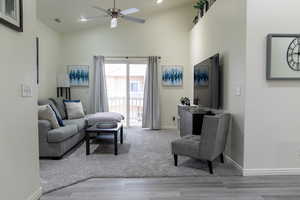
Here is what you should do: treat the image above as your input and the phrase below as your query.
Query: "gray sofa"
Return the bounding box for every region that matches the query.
[38,99,86,158]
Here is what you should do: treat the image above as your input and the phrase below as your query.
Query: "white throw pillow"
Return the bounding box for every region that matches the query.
[38,104,60,129]
[65,102,85,120]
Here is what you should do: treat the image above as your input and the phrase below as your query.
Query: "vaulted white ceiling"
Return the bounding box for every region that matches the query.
[37,0,195,32]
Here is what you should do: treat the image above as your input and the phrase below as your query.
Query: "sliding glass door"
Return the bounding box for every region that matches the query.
[105,63,127,125]
[129,64,147,126]
[105,60,147,127]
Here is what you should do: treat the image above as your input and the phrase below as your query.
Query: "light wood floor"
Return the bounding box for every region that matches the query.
[41,176,300,200]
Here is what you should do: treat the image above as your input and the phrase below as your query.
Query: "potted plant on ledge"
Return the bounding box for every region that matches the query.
[193,0,209,24]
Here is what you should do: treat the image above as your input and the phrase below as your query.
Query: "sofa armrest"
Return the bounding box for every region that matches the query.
[38,120,51,143]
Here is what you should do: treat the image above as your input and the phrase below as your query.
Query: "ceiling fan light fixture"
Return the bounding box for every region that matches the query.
[111,17,118,28]
[79,16,88,22]
[156,0,163,4]
[91,1,146,29]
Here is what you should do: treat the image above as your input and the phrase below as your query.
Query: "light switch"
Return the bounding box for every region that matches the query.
[235,87,241,96]
[22,84,33,97]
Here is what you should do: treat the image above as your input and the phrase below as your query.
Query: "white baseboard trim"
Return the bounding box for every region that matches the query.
[243,168,300,176]
[224,155,243,175]
[224,155,300,176]
[27,187,42,200]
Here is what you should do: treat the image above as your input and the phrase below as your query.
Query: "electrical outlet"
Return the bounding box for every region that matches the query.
[235,86,241,96]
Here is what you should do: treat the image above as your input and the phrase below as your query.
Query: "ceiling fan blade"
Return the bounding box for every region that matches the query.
[122,15,146,24]
[85,15,109,21]
[92,6,109,13]
[120,8,139,15]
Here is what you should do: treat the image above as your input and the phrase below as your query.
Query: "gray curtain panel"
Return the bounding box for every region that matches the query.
[142,56,161,130]
[89,56,109,113]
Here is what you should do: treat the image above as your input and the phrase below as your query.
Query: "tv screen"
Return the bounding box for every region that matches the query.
[193,54,221,109]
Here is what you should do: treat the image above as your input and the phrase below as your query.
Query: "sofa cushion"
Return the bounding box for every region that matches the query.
[38,99,64,126]
[171,135,201,159]
[64,100,85,119]
[47,124,78,143]
[63,118,86,131]
[38,105,60,129]
[50,98,67,120]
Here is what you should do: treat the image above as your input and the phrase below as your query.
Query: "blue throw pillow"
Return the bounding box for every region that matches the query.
[63,99,81,103]
[49,104,64,127]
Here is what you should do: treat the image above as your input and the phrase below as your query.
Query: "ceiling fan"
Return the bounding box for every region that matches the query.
[82,0,146,28]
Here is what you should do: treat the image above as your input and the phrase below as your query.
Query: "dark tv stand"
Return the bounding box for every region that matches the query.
[178,105,215,137]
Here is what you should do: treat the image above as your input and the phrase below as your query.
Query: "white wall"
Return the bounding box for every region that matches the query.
[244,0,300,172]
[60,4,195,128]
[0,1,41,200]
[37,20,62,100]
[190,0,246,166]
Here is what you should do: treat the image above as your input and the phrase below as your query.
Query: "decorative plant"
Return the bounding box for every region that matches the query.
[180,97,191,106]
[193,0,207,10]
[193,0,209,19]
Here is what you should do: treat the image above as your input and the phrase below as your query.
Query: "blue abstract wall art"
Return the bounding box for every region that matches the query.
[68,65,89,87]
[162,65,183,86]
[194,66,209,87]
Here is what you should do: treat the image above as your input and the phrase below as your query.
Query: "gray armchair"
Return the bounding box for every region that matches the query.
[171,113,231,174]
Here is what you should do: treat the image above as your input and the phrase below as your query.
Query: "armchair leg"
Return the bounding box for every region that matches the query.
[174,154,178,166]
[220,153,224,163]
[207,161,213,174]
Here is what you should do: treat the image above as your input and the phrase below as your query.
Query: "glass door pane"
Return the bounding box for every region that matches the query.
[129,64,147,127]
[105,63,128,125]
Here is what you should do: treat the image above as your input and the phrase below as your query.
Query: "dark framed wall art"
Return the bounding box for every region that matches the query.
[0,0,23,32]
[267,34,300,80]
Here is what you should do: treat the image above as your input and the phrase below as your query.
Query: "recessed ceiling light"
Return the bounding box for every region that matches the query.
[79,16,88,22]
[156,0,163,4]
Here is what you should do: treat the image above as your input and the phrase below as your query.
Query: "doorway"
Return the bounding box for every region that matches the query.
[105,60,147,127]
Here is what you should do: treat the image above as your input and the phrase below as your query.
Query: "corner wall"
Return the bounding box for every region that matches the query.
[190,0,246,167]
[60,4,195,129]
[0,1,41,199]
[37,20,62,100]
[244,0,300,174]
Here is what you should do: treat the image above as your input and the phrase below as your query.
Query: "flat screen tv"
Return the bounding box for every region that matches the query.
[193,54,221,109]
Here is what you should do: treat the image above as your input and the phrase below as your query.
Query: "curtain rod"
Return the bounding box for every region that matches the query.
[105,56,161,59]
